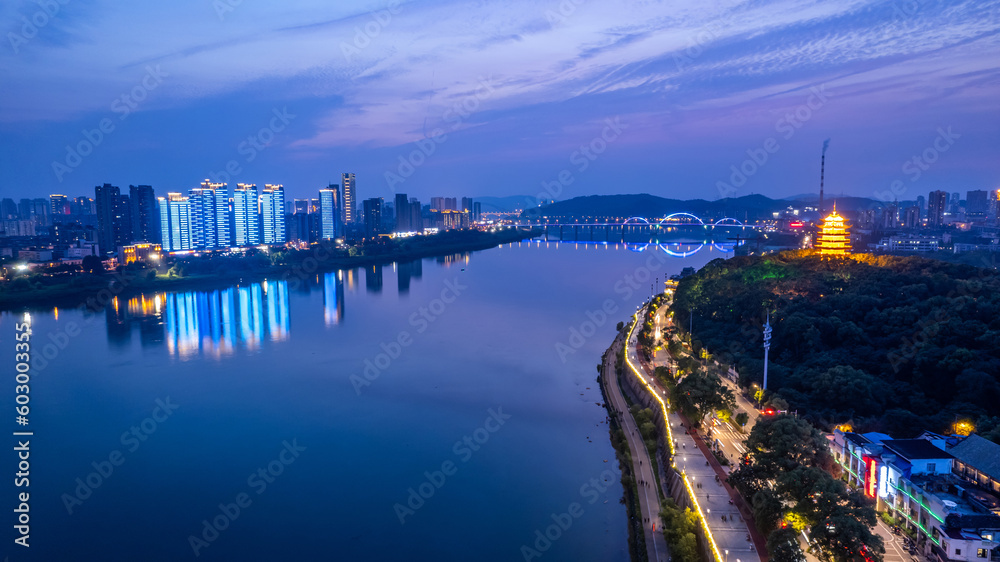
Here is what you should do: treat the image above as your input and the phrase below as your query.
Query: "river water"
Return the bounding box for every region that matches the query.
[3,239,731,561]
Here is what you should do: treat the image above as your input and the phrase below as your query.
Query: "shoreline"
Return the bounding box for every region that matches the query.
[0,228,540,312]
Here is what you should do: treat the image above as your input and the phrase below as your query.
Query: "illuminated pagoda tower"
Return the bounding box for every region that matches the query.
[816,204,850,256]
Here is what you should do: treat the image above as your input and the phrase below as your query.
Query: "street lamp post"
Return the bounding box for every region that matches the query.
[725,549,729,562]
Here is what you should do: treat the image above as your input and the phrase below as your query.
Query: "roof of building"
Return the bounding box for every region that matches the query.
[950,434,1000,482]
[862,432,892,444]
[883,439,953,461]
[844,432,871,446]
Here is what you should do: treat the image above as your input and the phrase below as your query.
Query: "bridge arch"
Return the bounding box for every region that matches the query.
[713,217,744,226]
[622,217,651,226]
[658,213,705,226]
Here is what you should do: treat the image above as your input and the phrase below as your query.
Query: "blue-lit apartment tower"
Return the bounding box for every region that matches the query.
[319,185,339,240]
[232,183,259,246]
[211,182,231,248]
[188,186,218,250]
[158,193,192,251]
[260,184,286,244]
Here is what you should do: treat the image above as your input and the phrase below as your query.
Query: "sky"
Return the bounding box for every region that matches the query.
[1,0,998,206]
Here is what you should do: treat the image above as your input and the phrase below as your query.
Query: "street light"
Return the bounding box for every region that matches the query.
[725,549,729,562]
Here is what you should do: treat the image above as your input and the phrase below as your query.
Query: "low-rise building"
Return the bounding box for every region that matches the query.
[876,235,941,252]
[830,430,1000,561]
[118,243,162,265]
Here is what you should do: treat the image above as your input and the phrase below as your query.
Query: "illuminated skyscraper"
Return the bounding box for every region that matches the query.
[260,184,286,244]
[158,193,192,251]
[342,172,356,224]
[188,186,218,249]
[816,206,850,256]
[319,186,339,240]
[232,183,260,246]
[210,182,231,248]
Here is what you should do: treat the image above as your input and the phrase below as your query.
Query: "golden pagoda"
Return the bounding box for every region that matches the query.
[816,204,850,256]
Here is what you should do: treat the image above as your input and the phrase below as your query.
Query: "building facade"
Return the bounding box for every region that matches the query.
[232,184,260,247]
[342,173,356,225]
[158,193,192,252]
[260,184,286,244]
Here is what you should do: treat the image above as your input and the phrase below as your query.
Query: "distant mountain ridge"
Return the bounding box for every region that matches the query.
[518,193,886,220]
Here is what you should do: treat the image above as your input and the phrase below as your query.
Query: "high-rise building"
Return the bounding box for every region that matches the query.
[260,184,286,244]
[395,193,410,232]
[319,186,339,240]
[232,183,260,246]
[1,198,17,219]
[22,198,50,227]
[363,197,383,238]
[129,185,160,243]
[158,193,192,252]
[966,190,989,222]
[342,173,356,224]
[72,196,95,216]
[95,183,131,255]
[915,195,925,215]
[903,206,920,229]
[928,190,947,227]
[211,182,231,248]
[461,197,473,213]
[473,202,481,222]
[293,199,311,215]
[991,190,1000,225]
[951,192,961,213]
[410,198,423,232]
[50,194,70,217]
[430,197,445,211]
[188,186,218,250]
[445,197,457,211]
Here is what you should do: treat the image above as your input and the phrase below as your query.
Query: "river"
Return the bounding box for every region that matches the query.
[3,238,733,561]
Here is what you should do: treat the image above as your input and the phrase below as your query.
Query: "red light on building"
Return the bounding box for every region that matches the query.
[863,456,878,498]
[789,221,804,228]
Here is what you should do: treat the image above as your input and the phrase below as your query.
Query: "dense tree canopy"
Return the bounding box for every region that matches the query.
[670,251,1000,437]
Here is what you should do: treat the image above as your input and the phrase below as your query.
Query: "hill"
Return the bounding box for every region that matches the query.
[669,251,1000,441]
[518,193,885,221]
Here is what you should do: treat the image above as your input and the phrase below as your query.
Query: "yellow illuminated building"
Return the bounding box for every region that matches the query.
[121,243,163,264]
[816,206,850,256]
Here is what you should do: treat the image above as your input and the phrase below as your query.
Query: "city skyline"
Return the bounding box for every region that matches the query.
[2,1,998,202]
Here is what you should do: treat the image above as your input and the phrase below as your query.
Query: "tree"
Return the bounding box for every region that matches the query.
[809,508,884,562]
[616,321,624,332]
[660,499,700,562]
[673,368,736,426]
[82,255,104,275]
[735,411,750,428]
[767,527,806,562]
[744,415,832,478]
[752,488,784,534]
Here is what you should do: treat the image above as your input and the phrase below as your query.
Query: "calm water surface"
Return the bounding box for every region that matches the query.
[2,240,730,561]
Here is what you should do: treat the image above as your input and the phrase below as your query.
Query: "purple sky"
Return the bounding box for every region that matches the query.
[1,0,998,204]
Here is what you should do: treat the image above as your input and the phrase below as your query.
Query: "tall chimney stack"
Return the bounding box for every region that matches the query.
[820,139,830,215]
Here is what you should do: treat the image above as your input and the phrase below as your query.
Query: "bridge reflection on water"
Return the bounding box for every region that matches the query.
[518,213,756,246]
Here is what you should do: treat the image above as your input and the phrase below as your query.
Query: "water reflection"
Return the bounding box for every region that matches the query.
[324,270,345,326]
[397,259,422,294]
[366,264,383,293]
[164,281,290,358]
